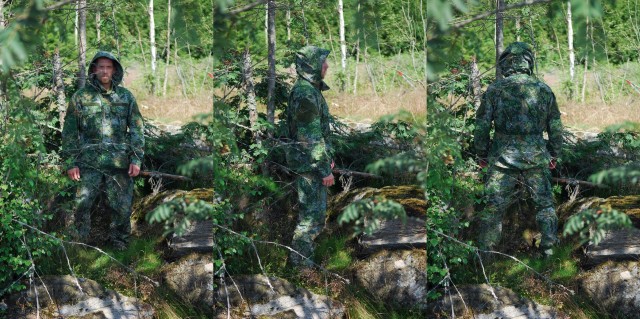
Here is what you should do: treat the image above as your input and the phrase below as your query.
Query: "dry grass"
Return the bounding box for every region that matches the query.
[326,87,426,121]
[560,95,640,131]
[138,93,213,124]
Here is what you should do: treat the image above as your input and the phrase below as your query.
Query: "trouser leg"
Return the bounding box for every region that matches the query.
[105,169,134,244]
[291,174,327,265]
[524,168,558,248]
[73,169,104,240]
[478,166,518,250]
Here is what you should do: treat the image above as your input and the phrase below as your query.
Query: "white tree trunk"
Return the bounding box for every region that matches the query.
[515,16,521,42]
[96,11,101,42]
[243,48,258,131]
[149,0,157,94]
[163,0,172,96]
[353,40,360,94]
[567,1,575,89]
[74,1,78,46]
[495,0,504,79]
[338,0,347,76]
[266,0,276,125]
[286,7,291,41]
[0,0,5,71]
[54,48,67,130]
[77,0,87,89]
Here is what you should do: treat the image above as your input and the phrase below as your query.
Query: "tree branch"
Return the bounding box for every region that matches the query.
[451,0,553,29]
[227,0,267,15]
[45,0,76,11]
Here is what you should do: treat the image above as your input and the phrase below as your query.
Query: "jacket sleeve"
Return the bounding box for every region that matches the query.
[61,94,81,170]
[473,90,494,159]
[128,95,145,166]
[546,91,563,158]
[295,95,332,178]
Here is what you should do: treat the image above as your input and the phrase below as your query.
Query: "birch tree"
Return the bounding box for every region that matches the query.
[567,0,575,99]
[96,10,100,42]
[338,0,347,91]
[495,0,504,80]
[163,0,172,96]
[53,48,66,130]
[266,0,276,125]
[149,0,157,94]
[77,0,87,89]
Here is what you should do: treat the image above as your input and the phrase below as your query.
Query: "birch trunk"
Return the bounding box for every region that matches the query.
[495,0,504,80]
[567,0,575,99]
[516,16,521,42]
[286,6,291,42]
[53,48,67,130]
[77,0,87,89]
[149,0,157,94]
[163,0,172,96]
[338,0,347,90]
[470,56,482,110]
[266,0,276,126]
[96,11,101,42]
[0,0,4,72]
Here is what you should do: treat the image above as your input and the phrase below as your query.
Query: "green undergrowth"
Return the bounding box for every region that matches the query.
[38,236,163,282]
[449,241,611,319]
[314,233,354,272]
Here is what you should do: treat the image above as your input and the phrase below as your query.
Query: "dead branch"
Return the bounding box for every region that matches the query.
[552,177,608,189]
[140,170,191,182]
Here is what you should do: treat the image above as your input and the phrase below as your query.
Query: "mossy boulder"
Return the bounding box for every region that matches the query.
[579,261,640,317]
[558,195,640,227]
[327,185,427,222]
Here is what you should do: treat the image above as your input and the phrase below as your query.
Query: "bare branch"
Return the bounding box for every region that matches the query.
[46,0,76,11]
[227,0,267,15]
[451,0,553,29]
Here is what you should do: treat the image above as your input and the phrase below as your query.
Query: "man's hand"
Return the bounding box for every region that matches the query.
[128,163,141,177]
[549,158,557,170]
[322,173,335,187]
[331,160,335,169]
[478,158,488,169]
[67,167,81,181]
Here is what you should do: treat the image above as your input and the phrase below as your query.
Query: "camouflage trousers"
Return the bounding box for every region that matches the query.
[290,173,327,266]
[72,168,133,244]
[478,166,559,250]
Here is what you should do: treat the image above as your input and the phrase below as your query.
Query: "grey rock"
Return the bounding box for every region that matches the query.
[579,261,640,317]
[5,275,153,319]
[433,284,561,318]
[354,249,427,310]
[359,217,426,254]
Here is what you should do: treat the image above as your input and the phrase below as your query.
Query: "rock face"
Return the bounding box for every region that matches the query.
[579,261,640,317]
[359,217,426,254]
[432,284,561,318]
[558,196,640,265]
[354,249,427,310]
[5,275,154,319]
[163,255,344,318]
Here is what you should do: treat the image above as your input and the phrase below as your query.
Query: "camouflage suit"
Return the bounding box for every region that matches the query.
[474,42,563,252]
[62,51,144,245]
[285,46,333,265]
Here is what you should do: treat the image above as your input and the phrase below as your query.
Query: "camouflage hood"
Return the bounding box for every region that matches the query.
[295,45,330,91]
[498,42,535,77]
[88,51,124,90]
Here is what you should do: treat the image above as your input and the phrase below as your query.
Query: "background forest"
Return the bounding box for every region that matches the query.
[1,0,640,318]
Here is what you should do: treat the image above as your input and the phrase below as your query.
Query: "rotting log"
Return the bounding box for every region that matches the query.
[359,217,426,255]
[584,228,640,267]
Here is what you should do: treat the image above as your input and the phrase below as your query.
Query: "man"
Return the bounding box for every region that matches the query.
[474,42,563,256]
[62,51,144,250]
[285,45,335,266]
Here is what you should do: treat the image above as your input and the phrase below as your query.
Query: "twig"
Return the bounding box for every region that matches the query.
[552,177,608,189]
[451,0,553,29]
[140,170,191,182]
[213,224,350,284]
[227,0,267,15]
[431,228,575,295]
[13,220,160,287]
[45,0,75,11]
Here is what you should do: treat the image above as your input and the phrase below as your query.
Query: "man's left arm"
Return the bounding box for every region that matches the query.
[546,91,563,162]
[128,95,145,176]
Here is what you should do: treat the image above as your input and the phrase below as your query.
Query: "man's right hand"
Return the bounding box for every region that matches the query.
[478,158,488,169]
[322,173,335,187]
[67,167,81,181]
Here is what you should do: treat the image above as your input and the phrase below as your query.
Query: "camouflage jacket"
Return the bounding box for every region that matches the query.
[285,46,332,178]
[61,51,145,171]
[474,73,563,170]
